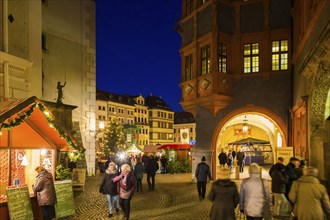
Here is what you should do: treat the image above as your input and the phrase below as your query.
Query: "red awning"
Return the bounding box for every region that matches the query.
[158,144,192,150]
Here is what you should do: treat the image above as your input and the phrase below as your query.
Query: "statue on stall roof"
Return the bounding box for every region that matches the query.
[56,81,66,104]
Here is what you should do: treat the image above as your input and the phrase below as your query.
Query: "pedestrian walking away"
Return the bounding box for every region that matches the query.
[195,156,211,200]
[269,157,291,220]
[236,148,245,173]
[239,163,271,220]
[208,167,239,220]
[32,166,57,220]
[289,166,330,220]
[113,164,136,220]
[218,149,227,168]
[99,162,120,217]
[284,156,300,199]
[146,154,159,191]
[133,158,144,192]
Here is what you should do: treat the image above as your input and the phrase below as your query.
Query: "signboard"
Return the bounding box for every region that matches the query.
[6,186,33,220]
[72,168,86,191]
[276,147,294,165]
[54,180,75,218]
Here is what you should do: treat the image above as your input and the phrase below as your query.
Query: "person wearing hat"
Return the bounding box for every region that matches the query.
[195,156,211,200]
[284,157,300,200]
[208,167,239,220]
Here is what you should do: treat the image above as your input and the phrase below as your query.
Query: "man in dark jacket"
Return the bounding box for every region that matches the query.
[218,149,227,168]
[269,159,291,219]
[145,155,159,191]
[195,156,211,200]
[284,157,300,200]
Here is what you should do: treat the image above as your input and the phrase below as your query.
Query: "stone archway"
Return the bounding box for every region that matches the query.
[211,106,288,179]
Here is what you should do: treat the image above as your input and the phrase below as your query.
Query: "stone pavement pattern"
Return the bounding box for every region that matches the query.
[60,167,271,220]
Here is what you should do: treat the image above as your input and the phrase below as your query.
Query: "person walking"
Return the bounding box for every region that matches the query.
[218,149,227,168]
[145,155,159,191]
[269,158,291,220]
[269,156,285,177]
[133,158,144,192]
[208,167,239,220]
[32,166,57,220]
[195,156,211,200]
[227,150,234,172]
[289,166,330,220]
[113,164,136,220]
[99,162,120,217]
[284,157,300,199]
[236,148,246,173]
[239,163,271,220]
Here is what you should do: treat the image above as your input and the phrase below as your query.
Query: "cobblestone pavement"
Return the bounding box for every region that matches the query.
[60,166,271,220]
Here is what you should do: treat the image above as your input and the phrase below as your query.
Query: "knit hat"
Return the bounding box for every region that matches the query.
[201,156,206,161]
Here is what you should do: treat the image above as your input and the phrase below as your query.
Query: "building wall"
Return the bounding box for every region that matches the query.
[1,0,96,175]
[174,123,196,144]
[148,109,174,145]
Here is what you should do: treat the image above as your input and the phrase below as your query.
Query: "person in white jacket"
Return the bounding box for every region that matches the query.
[239,163,271,220]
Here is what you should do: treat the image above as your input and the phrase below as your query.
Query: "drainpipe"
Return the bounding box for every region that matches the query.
[2,0,9,100]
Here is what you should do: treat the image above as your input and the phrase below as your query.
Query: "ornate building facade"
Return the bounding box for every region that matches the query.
[178,0,329,182]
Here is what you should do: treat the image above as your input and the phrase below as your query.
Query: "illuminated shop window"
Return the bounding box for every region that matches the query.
[272,40,288,71]
[243,43,259,73]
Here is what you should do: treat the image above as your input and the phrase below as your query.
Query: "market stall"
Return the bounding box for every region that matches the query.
[228,137,273,164]
[0,96,83,219]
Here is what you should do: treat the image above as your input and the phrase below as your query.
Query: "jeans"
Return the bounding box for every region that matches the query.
[119,197,131,219]
[197,181,206,198]
[106,194,118,214]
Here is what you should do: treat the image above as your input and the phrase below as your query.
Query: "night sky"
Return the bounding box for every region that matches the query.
[96,0,183,112]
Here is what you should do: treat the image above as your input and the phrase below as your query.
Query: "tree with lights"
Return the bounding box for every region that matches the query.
[102,118,127,156]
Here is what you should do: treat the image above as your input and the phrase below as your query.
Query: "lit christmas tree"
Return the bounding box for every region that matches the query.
[102,118,127,156]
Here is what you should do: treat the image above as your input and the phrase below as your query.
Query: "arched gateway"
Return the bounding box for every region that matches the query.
[211,107,288,179]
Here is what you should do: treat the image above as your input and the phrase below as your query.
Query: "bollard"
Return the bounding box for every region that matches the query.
[235,166,240,179]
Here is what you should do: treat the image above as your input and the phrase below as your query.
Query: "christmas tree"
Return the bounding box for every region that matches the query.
[102,118,127,156]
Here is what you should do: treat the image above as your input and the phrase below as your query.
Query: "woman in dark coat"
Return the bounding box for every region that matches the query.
[99,162,120,217]
[133,158,144,192]
[33,166,57,220]
[208,167,239,220]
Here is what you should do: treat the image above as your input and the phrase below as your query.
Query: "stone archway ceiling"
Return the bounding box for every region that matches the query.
[222,114,277,134]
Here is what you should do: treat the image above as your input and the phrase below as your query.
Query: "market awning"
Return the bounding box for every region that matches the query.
[228,137,270,145]
[158,144,192,150]
[0,96,84,152]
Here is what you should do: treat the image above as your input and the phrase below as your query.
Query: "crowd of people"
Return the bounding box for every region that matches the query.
[30,151,330,220]
[201,152,330,220]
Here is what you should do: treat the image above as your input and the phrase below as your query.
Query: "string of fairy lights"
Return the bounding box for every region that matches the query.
[0,101,84,159]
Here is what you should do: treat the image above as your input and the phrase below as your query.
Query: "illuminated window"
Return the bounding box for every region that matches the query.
[272,40,288,71]
[201,45,210,75]
[243,43,259,73]
[185,54,193,81]
[218,43,227,73]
